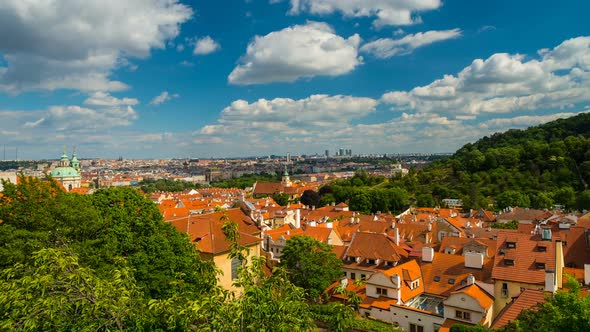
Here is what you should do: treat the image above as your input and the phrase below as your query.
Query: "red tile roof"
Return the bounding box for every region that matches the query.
[491,289,547,329]
[491,231,556,285]
[168,210,261,255]
[344,232,409,264]
[420,252,494,297]
[450,284,494,309]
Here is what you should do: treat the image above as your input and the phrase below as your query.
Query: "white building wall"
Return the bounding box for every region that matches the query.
[361,305,444,332]
[444,295,485,325]
[0,171,17,192]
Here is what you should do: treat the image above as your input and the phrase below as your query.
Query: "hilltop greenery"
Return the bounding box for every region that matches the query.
[397,112,590,210]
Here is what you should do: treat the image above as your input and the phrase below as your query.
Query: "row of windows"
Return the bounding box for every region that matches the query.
[346,272,366,280]
[455,310,471,321]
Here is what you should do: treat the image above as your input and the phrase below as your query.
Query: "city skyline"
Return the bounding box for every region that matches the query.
[1,1,589,159]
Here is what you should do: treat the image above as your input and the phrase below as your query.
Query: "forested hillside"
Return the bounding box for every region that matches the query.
[395,112,590,210]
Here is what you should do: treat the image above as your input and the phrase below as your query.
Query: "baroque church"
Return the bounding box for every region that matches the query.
[50,147,81,192]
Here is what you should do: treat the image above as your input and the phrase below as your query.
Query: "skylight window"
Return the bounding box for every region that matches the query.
[448,278,455,284]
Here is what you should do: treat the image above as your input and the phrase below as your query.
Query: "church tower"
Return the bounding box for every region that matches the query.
[71,147,80,173]
[60,146,70,167]
[51,147,81,192]
[281,165,292,188]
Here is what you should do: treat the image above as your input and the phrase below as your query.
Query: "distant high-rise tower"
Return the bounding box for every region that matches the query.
[287,152,291,163]
[325,149,329,157]
[339,148,344,156]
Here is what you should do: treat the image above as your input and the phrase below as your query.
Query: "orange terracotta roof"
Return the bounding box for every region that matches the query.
[491,289,547,329]
[264,225,332,243]
[344,232,409,264]
[168,211,261,255]
[162,207,190,221]
[491,231,555,285]
[421,252,494,297]
[331,245,348,259]
[187,208,261,236]
[561,226,590,268]
[450,284,494,309]
[497,207,552,222]
[252,182,284,196]
[369,260,424,303]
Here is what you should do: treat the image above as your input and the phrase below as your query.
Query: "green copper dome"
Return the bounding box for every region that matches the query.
[51,166,80,178]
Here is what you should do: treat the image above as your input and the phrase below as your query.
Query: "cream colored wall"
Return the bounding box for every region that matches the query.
[210,243,262,292]
[328,229,344,246]
[342,267,376,281]
[366,273,398,300]
[493,280,544,318]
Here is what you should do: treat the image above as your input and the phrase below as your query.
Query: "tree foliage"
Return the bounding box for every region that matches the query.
[301,189,321,208]
[279,235,343,300]
[386,112,590,210]
[0,248,139,331]
[137,178,202,193]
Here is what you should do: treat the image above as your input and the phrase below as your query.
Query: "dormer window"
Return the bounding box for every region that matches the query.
[367,258,376,265]
[410,279,420,290]
[535,262,546,270]
[506,241,516,249]
[504,259,514,266]
[434,276,441,282]
[537,245,547,252]
[448,278,456,285]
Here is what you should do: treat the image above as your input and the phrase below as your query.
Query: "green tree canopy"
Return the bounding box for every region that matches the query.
[279,235,343,300]
[301,189,321,208]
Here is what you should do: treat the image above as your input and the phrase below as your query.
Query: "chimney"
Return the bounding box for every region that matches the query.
[427,223,432,232]
[312,205,316,211]
[295,209,301,229]
[394,227,400,246]
[350,217,355,224]
[467,274,475,286]
[556,240,564,289]
[391,221,396,229]
[585,264,590,286]
[340,277,348,288]
[390,274,402,303]
[464,252,484,269]
[326,221,333,229]
[545,270,557,293]
[356,217,360,224]
[422,246,434,263]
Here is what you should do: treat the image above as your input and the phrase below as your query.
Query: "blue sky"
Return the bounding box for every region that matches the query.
[1,0,589,159]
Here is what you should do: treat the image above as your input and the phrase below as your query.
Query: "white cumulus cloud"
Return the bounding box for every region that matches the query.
[382,36,590,116]
[284,0,442,27]
[195,94,378,149]
[192,36,221,55]
[228,21,362,85]
[0,0,192,94]
[150,91,180,106]
[360,29,462,58]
